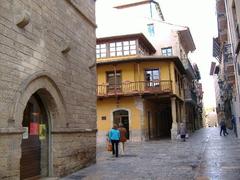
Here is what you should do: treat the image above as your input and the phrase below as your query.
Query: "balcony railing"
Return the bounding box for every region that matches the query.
[184,89,197,103]
[97,80,172,97]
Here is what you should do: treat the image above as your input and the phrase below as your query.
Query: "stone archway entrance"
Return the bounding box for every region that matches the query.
[20,92,50,179]
[113,110,130,139]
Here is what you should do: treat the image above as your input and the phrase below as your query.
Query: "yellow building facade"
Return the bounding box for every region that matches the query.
[96,34,185,142]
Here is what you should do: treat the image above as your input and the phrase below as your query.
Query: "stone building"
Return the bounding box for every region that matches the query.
[211,0,239,134]
[0,0,96,179]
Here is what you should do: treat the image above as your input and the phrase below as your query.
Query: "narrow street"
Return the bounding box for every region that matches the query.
[63,128,240,180]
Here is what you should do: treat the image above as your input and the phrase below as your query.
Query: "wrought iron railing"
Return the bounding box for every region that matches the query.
[97,80,172,97]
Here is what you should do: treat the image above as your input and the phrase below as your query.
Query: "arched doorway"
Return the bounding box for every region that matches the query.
[113,110,130,139]
[20,92,50,179]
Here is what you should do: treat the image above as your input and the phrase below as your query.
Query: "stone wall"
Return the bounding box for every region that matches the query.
[52,132,96,177]
[0,0,96,178]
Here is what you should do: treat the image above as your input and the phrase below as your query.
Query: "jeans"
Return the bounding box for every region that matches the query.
[220,126,228,136]
[111,140,119,157]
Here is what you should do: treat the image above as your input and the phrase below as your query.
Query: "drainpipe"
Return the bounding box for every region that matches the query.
[114,64,117,95]
[137,63,140,91]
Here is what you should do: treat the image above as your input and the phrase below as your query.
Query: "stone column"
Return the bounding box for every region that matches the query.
[171,97,178,139]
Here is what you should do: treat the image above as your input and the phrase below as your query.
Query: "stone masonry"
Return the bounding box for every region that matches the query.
[0,0,96,178]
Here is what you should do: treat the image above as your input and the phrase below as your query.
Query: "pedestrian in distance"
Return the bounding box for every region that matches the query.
[231,114,238,137]
[179,123,187,142]
[118,123,127,155]
[109,124,120,157]
[220,118,228,136]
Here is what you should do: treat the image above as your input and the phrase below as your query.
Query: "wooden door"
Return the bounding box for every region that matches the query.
[20,102,41,179]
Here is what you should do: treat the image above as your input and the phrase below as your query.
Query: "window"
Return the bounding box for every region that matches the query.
[110,41,136,57]
[106,71,122,92]
[110,42,123,57]
[161,47,173,56]
[145,69,160,87]
[147,23,155,37]
[96,44,107,58]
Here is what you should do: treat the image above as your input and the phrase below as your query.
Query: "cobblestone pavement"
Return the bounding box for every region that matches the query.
[62,128,240,180]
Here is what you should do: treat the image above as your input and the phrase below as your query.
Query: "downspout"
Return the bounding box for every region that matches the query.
[138,63,140,91]
[113,64,117,95]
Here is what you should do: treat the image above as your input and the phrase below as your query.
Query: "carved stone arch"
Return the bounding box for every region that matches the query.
[10,70,67,129]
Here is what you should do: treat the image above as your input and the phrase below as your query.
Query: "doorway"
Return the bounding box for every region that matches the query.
[156,107,172,138]
[20,93,49,179]
[113,110,130,139]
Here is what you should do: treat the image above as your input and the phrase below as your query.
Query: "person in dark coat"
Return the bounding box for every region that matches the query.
[220,119,228,136]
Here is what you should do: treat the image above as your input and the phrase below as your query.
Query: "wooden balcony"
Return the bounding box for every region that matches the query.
[97,80,172,97]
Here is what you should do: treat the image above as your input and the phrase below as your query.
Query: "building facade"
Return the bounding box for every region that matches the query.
[96,33,185,142]
[96,0,203,143]
[224,0,240,135]
[0,0,96,178]
[211,0,239,136]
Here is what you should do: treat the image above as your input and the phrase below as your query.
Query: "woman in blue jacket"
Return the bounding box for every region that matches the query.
[109,124,120,157]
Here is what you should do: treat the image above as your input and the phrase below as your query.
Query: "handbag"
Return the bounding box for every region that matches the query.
[107,142,112,151]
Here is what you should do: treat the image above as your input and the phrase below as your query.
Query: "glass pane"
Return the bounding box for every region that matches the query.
[153,70,159,80]
[96,49,100,53]
[96,45,100,49]
[130,40,135,45]
[100,44,106,48]
[117,51,123,56]
[123,41,129,46]
[110,47,116,51]
[101,53,106,58]
[107,73,114,77]
[96,54,100,58]
[117,46,122,51]
[130,50,136,54]
[123,46,129,50]
[116,42,122,46]
[124,51,130,55]
[101,49,106,53]
[110,52,116,57]
[110,43,115,47]
[130,45,136,50]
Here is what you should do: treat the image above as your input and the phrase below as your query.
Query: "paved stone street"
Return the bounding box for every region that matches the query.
[62,128,240,180]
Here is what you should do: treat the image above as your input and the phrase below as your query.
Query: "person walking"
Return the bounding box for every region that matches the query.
[179,123,187,142]
[118,123,127,155]
[220,118,228,136]
[109,124,120,157]
[231,115,238,137]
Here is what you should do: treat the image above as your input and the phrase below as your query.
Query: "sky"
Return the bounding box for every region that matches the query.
[96,0,219,108]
